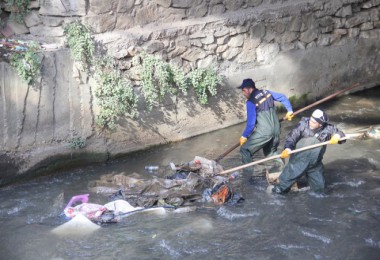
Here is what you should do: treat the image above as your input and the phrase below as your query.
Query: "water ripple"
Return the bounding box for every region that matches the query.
[301,230,332,244]
[217,206,259,220]
[159,239,181,258]
[275,244,307,250]
[365,238,380,248]
[330,180,365,188]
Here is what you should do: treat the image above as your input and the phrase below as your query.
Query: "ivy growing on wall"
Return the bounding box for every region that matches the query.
[64,20,94,72]
[10,41,41,85]
[69,137,86,149]
[94,57,137,129]
[188,67,220,105]
[5,0,30,24]
[133,52,222,108]
[63,21,222,129]
[132,52,188,110]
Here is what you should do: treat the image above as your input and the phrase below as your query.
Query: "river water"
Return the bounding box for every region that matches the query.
[0,87,379,259]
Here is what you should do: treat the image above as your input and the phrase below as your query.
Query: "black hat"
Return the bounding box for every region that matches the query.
[311,109,329,125]
[237,78,255,89]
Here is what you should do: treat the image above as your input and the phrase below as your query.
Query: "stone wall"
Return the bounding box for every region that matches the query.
[0,0,379,185]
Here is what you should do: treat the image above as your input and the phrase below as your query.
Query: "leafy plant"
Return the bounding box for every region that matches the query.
[5,0,30,24]
[64,21,94,72]
[69,137,86,149]
[288,93,309,111]
[62,23,222,129]
[133,52,188,110]
[94,59,137,129]
[10,41,41,85]
[188,67,221,105]
[133,52,222,108]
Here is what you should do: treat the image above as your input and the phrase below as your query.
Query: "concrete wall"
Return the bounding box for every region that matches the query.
[0,0,379,185]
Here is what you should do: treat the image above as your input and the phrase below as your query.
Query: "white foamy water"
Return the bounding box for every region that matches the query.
[330,180,365,188]
[365,238,380,248]
[301,230,332,244]
[217,206,259,220]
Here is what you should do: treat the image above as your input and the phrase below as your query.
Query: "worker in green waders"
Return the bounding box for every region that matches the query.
[238,78,294,175]
[272,109,345,193]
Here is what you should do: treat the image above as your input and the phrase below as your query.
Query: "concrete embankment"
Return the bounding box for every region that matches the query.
[0,0,379,185]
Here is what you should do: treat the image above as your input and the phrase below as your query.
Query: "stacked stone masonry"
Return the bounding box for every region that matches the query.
[0,0,379,184]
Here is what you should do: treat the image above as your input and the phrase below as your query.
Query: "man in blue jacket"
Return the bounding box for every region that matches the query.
[238,78,294,174]
[272,109,345,193]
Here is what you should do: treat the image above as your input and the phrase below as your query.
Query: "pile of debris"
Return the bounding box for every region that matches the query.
[88,156,244,208]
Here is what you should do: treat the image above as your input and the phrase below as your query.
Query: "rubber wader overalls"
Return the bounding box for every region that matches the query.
[277,137,327,193]
[240,89,281,174]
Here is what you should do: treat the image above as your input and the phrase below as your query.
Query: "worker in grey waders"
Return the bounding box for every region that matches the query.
[237,78,294,176]
[272,109,345,193]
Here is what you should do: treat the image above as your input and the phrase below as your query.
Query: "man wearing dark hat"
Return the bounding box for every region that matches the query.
[271,109,345,193]
[237,78,294,175]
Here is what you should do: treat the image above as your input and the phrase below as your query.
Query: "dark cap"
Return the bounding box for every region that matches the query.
[311,109,329,125]
[237,78,255,89]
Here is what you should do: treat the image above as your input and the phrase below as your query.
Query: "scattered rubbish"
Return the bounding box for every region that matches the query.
[169,162,176,170]
[145,165,159,172]
[64,193,89,210]
[40,43,60,51]
[0,38,30,52]
[365,126,380,139]
[228,171,239,181]
[61,194,168,225]
[90,156,244,207]
[52,213,101,236]
[53,156,246,235]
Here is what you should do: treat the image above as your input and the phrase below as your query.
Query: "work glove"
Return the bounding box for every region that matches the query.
[240,136,247,146]
[280,148,291,159]
[329,134,341,144]
[285,111,294,121]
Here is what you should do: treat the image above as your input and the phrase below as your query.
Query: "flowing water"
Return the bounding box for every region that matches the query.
[0,87,379,259]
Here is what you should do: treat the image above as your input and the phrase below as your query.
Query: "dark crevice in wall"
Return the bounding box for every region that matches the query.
[17,83,30,149]
[34,56,45,145]
[0,63,7,147]
[52,52,57,140]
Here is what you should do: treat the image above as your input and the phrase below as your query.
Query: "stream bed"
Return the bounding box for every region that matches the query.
[0,87,379,259]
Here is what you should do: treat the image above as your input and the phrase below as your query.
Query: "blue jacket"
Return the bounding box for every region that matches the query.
[242,89,293,137]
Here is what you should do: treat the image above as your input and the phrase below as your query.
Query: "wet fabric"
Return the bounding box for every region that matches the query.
[210,182,245,205]
[275,137,326,193]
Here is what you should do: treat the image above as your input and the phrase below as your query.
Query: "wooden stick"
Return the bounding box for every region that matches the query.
[217,133,362,176]
[214,83,361,162]
[279,83,360,122]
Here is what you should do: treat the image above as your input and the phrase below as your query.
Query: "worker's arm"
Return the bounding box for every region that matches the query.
[283,119,306,150]
[269,90,293,112]
[242,101,256,138]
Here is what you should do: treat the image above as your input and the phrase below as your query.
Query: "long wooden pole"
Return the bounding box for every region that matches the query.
[217,133,362,176]
[214,83,361,162]
[278,83,360,121]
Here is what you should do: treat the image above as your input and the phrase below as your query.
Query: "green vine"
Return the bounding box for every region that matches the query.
[69,137,86,149]
[63,21,94,72]
[133,52,221,109]
[94,57,137,129]
[288,93,310,111]
[133,52,187,110]
[188,67,221,105]
[5,0,30,24]
[63,21,222,129]
[10,41,41,85]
